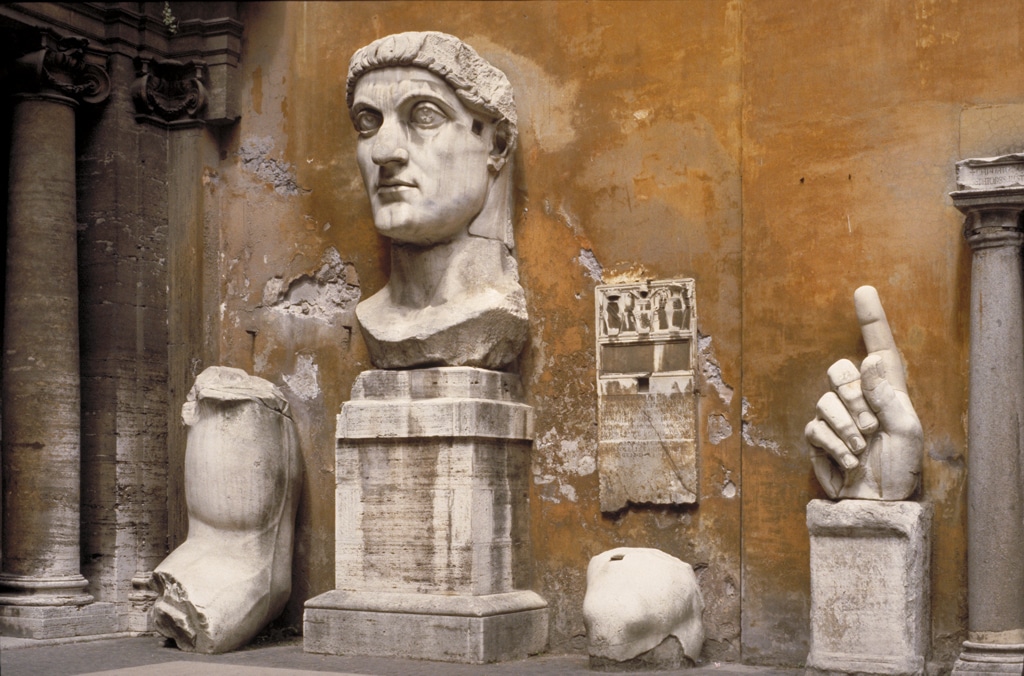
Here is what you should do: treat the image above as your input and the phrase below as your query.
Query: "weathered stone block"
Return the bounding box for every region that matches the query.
[333,368,534,596]
[304,366,547,662]
[0,602,118,640]
[806,499,931,676]
[304,590,548,663]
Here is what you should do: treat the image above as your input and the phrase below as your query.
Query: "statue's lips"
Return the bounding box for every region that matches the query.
[375,180,417,201]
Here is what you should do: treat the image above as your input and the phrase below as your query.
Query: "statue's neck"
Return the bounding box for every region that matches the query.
[388,235,512,309]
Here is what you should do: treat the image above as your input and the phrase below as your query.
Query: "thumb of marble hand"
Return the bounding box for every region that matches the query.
[859,354,907,432]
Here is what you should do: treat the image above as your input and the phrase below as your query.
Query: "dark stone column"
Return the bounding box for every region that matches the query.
[950,154,1024,675]
[0,30,116,638]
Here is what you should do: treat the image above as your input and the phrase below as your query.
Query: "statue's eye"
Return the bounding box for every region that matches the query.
[354,109,382,133]
[410,102,446,129]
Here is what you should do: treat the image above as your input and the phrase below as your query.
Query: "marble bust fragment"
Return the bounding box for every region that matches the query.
[583,547,705,666]
[804,286,922,500]
[151,367,302,653]
[346,31,528,370]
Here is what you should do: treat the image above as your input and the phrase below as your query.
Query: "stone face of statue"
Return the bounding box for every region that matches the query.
[347,32,528,371]
[352,67,506,247]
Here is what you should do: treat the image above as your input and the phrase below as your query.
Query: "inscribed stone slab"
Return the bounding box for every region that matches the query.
[595,280,698,512]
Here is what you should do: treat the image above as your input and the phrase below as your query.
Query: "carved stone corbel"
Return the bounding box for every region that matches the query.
[132,57,208,124]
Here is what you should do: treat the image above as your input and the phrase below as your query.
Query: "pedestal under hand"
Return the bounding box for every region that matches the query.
[806,499,931,676]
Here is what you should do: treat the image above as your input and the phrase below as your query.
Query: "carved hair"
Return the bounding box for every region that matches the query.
[346,31,517,152]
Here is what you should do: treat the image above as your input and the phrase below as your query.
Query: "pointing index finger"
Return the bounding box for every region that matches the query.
[854,285,907,393]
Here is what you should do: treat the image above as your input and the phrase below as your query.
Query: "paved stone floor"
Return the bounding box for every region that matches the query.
[0,635,803,676]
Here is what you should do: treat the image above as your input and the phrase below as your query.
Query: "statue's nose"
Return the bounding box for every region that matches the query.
[371,119,409,165]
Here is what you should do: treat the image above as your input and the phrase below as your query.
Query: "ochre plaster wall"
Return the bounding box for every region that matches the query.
[740,0,1021,665]
[195,0,1023,665]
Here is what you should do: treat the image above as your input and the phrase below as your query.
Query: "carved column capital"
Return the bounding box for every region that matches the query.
[951,154,1024,252]
[131,57,208,125]
[11,29,110,105]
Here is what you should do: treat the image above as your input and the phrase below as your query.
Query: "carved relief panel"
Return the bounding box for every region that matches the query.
[596,280,698,512]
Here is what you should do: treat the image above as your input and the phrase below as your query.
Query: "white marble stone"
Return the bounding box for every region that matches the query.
[150,367,302,654]
[346,31,528,370]
[805,286,923,500]
[583,547,704,666]
[806,499,931,676]
[955,153,1024,191]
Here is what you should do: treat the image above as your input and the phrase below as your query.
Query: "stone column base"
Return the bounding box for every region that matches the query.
[806,500,931,676]
[303,590,549,664]
[0,602,119,639]
[952,641,1024,675]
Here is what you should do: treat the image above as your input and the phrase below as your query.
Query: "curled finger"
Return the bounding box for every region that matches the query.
[805,418,859,471]
[827,358,879,434]
[815,392,867,455]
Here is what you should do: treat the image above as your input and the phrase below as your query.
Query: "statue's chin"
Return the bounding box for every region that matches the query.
[372,205,477,247]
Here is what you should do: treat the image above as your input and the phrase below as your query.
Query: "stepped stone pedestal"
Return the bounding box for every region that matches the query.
[304,367,549,663]
[806,500,931,676]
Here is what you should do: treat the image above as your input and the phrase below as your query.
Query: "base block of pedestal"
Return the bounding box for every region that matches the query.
[0,602,119,639]
[303,590,549,663]
[806,500,931,676]
[952,641,1024,675]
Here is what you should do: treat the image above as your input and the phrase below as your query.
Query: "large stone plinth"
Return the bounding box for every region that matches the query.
[806,500,931,676]
[303,367,548,663]
[304,590,548,663]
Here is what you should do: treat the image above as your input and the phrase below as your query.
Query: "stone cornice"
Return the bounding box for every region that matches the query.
[0,3,241,62]
[1,2,242,124]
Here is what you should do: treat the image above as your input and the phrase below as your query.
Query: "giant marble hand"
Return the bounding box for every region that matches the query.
[805,286,922,500]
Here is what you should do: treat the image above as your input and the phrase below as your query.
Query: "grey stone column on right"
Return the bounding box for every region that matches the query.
[950,154,1024,675]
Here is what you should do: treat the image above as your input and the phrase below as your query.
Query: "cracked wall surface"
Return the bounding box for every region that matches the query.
[188,0,998,665]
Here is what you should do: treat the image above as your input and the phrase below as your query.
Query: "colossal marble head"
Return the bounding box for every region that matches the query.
[346,31,517,248]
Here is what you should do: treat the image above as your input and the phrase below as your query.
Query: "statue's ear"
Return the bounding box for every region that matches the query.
[488,120,513,173]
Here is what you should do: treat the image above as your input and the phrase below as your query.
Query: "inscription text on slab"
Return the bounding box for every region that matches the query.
[595,279,698,512]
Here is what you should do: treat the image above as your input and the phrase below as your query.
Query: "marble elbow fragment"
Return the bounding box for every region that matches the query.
[151,366,302,654]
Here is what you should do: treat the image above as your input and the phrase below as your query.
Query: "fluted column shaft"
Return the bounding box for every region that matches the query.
[951,156,1024,674]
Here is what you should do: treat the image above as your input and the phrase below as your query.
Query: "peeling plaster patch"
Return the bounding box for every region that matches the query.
[284,354,320,401]
[722,479,737,499]
[602,265,654,285]
[720,466,738,499]
[741,397,783,456]
[578,249,604,283]
[263,247,360,323]
[239,136,302,196]
[533,473,562,504]
[559,482,578,503]
[537,430,597,477]
[707,413,733,445]
[698,333,734,405]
